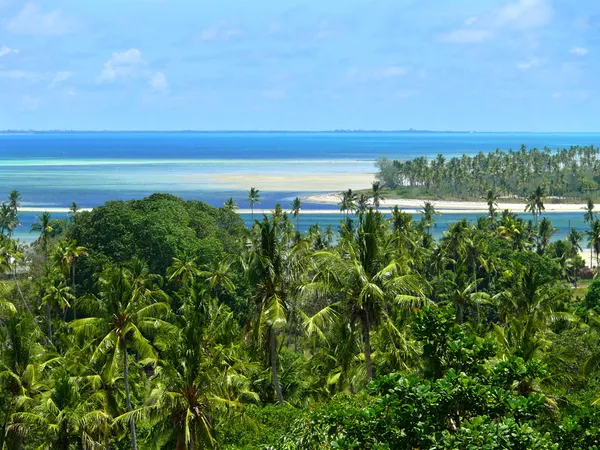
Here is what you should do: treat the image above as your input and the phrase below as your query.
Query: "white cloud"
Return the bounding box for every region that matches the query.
[570,47,589,56]
[0,46,18,57]
[199,21,244,42]
[0,70,40,80]
[494,0,553,29]
[347,66,409,83]
[516,57,544,70]
[440,29,493,44]
[7,2,76,36]
[51,71,71,86]
[442,0,552,45]
[149,72,168,93]
[98,49,146,83]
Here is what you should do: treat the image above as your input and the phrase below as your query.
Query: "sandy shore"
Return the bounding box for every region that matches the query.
[304,193,589,214]
[20,207,93,213]
[207,173,375,192]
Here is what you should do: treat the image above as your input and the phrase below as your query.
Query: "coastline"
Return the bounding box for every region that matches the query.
[303,193,589,214]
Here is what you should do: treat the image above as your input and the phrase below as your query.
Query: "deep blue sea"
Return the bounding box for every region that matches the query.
[1,132,599,242]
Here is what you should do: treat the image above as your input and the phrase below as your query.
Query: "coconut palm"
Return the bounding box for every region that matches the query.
[307,211,429,383]
[51,239,88,295]
[8,190,21,213]
[524,185,546,224]
[584,198,595,225]
[244,216,288,403]
[584,199,596,265]
[421,201,439,235]
[440,279,490,323]
[71,263,172,450]
[247,187,260,223]
[40,267,75,341]
[588,220,600,268]
[338,189,357,216]
[0,203,18,237]
[223,197,237,212]
[13,372,110,449]
[291,196,302,229]
[371,181,385,210]
[536,217,556,255]
[356,193,370,215]
[485,189,499,223]
[68,201,81,219]
[30,211,58,260]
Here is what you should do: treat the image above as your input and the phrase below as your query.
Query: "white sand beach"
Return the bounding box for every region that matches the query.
[207,173,375,192]
[304,193,589,214]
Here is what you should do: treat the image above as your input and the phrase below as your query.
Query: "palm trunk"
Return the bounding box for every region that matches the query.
[363,313,373,383]
[472,259,477,292]
[12,265,33,316]
[72,261,77,319]
[270,326,284,404]
[189,431,196,450]
[122,342,138,450]
[46,301,53,343]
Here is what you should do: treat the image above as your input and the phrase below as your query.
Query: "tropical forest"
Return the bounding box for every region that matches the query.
[3,184,600,449]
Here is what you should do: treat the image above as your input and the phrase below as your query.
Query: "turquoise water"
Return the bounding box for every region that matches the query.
[2,132,599,243]
[1,132,599,210]
[240,211,590,242]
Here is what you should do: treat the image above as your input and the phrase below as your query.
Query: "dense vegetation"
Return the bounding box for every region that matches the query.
[2,189,600,448]
[376,145,600,200]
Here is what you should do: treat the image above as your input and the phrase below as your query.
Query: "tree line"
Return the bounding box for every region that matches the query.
[377,145,600,200]
[2,190,600,448]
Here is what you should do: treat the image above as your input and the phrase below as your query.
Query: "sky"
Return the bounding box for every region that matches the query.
[0,0,599,131]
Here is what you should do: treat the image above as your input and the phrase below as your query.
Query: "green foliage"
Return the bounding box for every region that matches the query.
[69,193,247,281]
[4,190,600,449]
[584,277,600,312]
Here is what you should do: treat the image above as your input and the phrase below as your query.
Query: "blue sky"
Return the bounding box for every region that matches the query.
[0,0,598,131]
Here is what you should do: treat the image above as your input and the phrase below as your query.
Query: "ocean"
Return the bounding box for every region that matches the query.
[2,132,600,242]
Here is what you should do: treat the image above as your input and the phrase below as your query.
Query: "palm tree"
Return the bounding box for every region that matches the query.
[536,217,556,254]
[421,201,440,235]
[68,201,80,219]
[371,181,385,210]
[0,203,18,237]
[40,267,75,341]
[356,193,370,214]
[52,239,88,295]
[291,197,302,229]
[308,211,428,383]
[485,189,499,223]
[247,187,260,223]
[440,279,489,323]
[338,189,357,216]
[30,211,57,260]
[224,196,238,212]
[525,185,546,224]
[244,216,293,403]
[8,189,21,213]
[588,220,600,268]
[584,199,596,265]
[167,253,200,290]
[71,263,172,450]
[584,198,595,224]
[14,372,109,449]
[567,227,583,284]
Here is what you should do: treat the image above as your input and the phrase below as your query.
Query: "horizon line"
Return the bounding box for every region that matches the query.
[2,129,600,134]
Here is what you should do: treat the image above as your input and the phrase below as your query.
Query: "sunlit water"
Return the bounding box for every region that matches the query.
[3,132,599,242]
